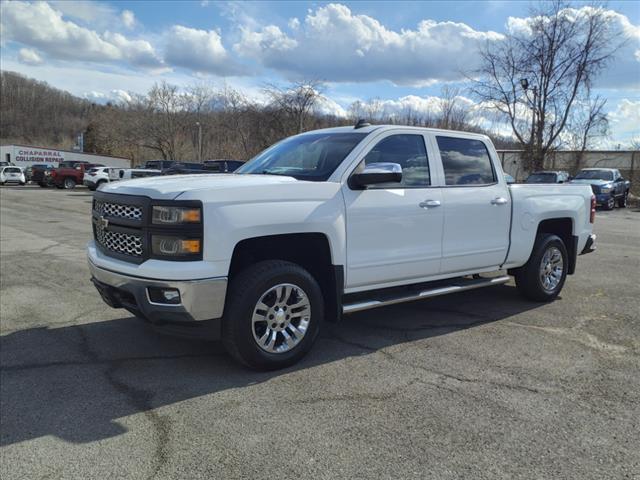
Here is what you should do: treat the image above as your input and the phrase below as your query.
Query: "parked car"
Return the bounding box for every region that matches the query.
[525,171,571,184]
[0,166,26,185]
[88,124,596,370]
[108,168,162,182]
[145,160,176,170]
[32,164,56,187]
[504,173,516,184]
[83,167,112,191]
[25,163,53,183]
[570,168,631,210]
[50,161,104,189]
[204,160,244,172]
[161,162,223,175]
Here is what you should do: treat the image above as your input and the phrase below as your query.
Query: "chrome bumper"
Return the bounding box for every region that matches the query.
[88,260,227,322]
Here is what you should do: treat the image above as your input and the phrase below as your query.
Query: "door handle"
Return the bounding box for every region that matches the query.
[491,197,508,205]
[419,200,441,209]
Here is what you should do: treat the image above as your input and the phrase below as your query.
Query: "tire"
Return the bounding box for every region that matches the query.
[96,180,107,190]
[63,177,76,189]
[604,196,615,210]
[88,186,96,191]
[617,191,628,208]
[38,182,47,188]
[19,182,25,186]
[515,233,568,302]
[222,260,324,371]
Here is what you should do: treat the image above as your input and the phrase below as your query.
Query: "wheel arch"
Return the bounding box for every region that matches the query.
[535,217,577,274]
[228,233,344,322]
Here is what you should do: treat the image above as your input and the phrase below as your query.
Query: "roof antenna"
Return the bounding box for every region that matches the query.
[354,119,371,129]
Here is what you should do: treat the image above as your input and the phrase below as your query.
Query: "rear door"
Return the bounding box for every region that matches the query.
[433,135,511,274]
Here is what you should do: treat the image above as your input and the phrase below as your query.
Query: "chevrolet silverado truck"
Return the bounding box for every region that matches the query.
[88,125,596,370]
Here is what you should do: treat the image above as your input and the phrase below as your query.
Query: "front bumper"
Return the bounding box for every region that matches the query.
[594,193,613,205]
[89,259,227,323]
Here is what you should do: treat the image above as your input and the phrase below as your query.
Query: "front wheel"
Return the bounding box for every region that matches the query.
[604,196,615,210]
[63,178,76,189]
[618,191,628,208]
[222,260,324,370]
[515,234,568,302]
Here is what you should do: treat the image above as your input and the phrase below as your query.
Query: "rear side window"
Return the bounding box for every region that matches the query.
[437,136,496,186]
[363,134,430,187]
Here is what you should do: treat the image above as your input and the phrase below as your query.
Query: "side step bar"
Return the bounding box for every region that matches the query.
[342,275,511,314]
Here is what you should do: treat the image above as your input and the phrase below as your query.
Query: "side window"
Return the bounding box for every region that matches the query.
[437,136,496,186]
[362,134,430,187]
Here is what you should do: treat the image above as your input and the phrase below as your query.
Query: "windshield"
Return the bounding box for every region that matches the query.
[575,170,613,181]
[526,173,557,183]
[4,167,21,173]
[237,132,368,181]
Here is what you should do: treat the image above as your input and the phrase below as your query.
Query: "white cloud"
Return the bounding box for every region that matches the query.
[164,25,246,76]
[83,89,132,104]
[608,99,640,146]
[234,3,503,85]
[121,10,136,29]
[18,48,43,65]
[0,1,163,69]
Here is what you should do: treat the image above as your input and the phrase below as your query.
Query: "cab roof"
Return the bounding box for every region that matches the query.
[302,124,492,141]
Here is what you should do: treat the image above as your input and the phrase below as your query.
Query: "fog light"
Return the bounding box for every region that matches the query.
[148,287,181,305]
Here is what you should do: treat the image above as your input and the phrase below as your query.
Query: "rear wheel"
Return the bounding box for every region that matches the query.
[63,177,76,189]
[222,260,323,370]
[618,191,628,208]
[38,182,47,188]
[515,234,568,302]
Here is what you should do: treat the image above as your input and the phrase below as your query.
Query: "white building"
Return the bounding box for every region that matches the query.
[1,144,131,169]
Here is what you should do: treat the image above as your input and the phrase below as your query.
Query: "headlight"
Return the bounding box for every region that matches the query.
[152,206,201,224]
[600,185,612,193]
[151,235,201,256]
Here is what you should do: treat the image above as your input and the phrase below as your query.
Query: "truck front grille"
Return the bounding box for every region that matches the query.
[95,200,143,221]
[95,225,143,257]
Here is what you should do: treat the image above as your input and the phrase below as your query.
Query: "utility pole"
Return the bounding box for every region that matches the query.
[520,78,538,169]
[196,122,202,163]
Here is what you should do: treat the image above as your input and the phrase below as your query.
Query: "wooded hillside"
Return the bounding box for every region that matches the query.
[1,70,519,165]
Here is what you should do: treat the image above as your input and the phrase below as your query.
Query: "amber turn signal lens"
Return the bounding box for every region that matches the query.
[181,239,201,254]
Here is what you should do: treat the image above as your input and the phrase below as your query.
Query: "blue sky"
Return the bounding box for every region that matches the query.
[1,0,638,146]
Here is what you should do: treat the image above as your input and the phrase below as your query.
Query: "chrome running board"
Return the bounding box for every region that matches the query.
[342,275,510,314]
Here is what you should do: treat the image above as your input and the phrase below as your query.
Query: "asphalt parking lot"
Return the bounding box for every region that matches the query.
[1,185,639,480]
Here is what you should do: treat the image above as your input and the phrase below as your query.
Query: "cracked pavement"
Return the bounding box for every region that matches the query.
[1,186,639,479]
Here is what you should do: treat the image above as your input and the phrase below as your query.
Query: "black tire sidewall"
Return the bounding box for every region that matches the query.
[223,262,324,370]
[517,234,568,302]
[64,178,76,189]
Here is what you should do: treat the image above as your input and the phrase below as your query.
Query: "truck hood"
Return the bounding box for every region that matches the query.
[101,173,300,199]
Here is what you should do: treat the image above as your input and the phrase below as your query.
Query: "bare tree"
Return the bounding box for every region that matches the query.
[471,1,622,170]
[438,85,470,130]
[565,93,609,169]
[263,80,325,134]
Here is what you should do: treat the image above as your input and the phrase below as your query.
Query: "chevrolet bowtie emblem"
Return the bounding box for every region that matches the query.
[94,215,109,228]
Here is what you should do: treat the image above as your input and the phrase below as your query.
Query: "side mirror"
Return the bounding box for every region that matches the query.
[350,162,402,189]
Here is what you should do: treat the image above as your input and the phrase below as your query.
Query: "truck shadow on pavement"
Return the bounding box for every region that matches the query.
[1,284,541,447]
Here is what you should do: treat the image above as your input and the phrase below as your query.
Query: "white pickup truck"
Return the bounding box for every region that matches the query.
[88,124,596,370]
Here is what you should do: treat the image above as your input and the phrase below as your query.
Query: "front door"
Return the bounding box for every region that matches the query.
[343,132,444,290]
